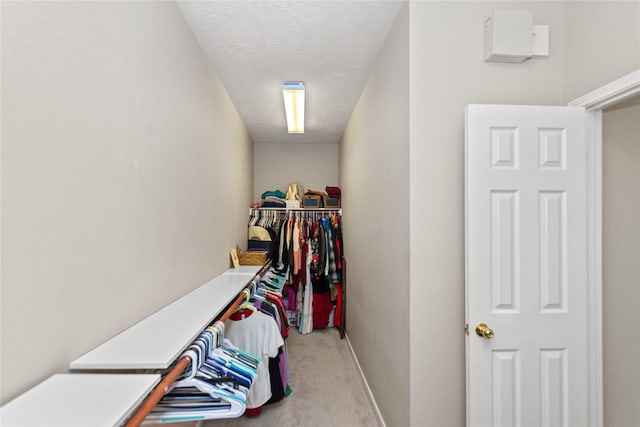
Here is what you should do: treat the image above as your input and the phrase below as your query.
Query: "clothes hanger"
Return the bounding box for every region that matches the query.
[231,289,255,319]
[202,357,253,389]
[205,327,218,351]
[241,289,252,307]
[206,351,256,381]
[196,342,256,389]
[219,340,260,368]
[150,334,258,422]
[211,343,258,374]
[153,376,246,421]
[149,293,273,424]
[212,322,223,347]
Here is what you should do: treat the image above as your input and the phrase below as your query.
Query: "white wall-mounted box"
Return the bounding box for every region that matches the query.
[484,10,533,63]
[532,25,550,58]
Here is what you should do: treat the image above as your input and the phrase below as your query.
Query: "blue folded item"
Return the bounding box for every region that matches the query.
[248,240,271,252]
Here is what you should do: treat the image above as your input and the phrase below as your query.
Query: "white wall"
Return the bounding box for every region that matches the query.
[339,3,409,426]
[564,1,640,101]
[602,96,640,427]
[0,1,253,404]
[408,1,638,426]
[253,143,338,200]
[409,2,566,425]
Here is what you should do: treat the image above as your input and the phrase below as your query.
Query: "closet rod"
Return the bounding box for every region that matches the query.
[123,356,192,427]
[123,262,271,427]
[249,208,342,215]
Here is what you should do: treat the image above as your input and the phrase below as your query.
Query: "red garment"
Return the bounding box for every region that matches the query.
[300,223,308,286]
[325,186,341,198]
[334,283,342,328]
[312,291,333,329]
[288,287,296,311]
[229,308,254,321]
[265,292,289,339]
[245,407,262,417]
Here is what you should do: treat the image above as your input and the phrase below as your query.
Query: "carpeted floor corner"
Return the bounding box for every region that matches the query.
[202,328,382,427]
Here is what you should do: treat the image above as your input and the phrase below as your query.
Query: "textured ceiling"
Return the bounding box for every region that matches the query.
[177,1,403,144]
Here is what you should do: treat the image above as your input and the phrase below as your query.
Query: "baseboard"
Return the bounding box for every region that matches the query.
[345,334,387,427]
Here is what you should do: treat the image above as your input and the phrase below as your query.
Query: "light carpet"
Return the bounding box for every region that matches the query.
[202,328,382,427]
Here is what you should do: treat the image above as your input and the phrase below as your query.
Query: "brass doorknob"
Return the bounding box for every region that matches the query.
[475,323,494,339]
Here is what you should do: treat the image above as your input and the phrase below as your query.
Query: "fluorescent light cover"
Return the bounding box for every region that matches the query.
[282,82,305,134]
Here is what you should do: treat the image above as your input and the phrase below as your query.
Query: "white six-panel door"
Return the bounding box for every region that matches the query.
[465,105,589,427]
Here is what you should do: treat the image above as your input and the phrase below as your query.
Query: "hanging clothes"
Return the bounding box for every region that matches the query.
[226,310,284,409]
[247,208,344,335]
[144,325,259,424]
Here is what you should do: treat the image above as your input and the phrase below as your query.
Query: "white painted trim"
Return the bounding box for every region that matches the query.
[584,109,603,427]
[593,111,603,427]
[570,70,640,427]
[569,69,640,109]
[345,334,387,427]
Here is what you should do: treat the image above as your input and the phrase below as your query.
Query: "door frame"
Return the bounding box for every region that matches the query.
[568,68,640,427]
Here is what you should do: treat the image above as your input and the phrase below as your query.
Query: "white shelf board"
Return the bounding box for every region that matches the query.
[224,265,262,276]
[0,374,159,427]
[70,274,252,370]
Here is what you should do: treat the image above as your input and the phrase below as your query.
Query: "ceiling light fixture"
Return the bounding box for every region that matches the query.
[282,82,305,134]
